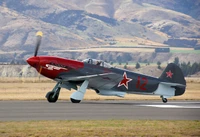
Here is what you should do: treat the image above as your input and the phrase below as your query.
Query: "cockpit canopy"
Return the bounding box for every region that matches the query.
[82,58,112,68]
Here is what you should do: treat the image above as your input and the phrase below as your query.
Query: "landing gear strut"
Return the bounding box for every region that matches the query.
[46,82,61,103]
[70,80,89,103]
[161,96,168,103]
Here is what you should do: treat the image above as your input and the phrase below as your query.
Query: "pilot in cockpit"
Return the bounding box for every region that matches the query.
[96,61,101,66]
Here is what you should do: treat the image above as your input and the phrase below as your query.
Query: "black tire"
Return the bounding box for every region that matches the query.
[70,98,81,103]
[46,92,58,103]
[162,98,168,103]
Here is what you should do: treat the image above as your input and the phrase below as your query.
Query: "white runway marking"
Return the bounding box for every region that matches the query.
[140,105,200,109]
[153,102,200,104]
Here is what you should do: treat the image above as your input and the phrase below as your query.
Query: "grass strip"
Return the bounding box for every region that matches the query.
[0,120,199,137]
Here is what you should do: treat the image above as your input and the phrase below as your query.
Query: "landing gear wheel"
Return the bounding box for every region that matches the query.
[70,98,81,103]
[46,92,58,103]
[162,98,168,103]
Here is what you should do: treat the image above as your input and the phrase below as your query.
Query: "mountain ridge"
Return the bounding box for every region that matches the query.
[0,0,200,54]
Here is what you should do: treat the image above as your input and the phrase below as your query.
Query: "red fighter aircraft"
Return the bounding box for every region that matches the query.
[27,32,186,103]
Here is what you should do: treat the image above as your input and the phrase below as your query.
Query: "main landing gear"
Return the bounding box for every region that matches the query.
[46,82,61,103]
[70,80,89,103]
[46,80,89,103]
[161,96,168,103]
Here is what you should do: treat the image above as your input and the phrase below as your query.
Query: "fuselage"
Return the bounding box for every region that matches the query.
[27,56,185,96]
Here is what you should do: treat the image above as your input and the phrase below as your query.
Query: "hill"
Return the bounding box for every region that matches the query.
[0,0,200,52]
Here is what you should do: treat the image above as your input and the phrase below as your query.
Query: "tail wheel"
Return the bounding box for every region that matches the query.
[46,92,58,103]
[162,98,168,103]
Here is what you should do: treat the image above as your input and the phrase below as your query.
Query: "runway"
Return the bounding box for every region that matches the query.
[0,100,199,121]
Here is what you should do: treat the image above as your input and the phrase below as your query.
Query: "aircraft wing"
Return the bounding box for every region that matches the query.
[56,72,122,89]
[70,73,117,81]
[56,73,115,81]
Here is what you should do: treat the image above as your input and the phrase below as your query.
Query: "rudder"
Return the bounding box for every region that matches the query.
[159,63,186,96]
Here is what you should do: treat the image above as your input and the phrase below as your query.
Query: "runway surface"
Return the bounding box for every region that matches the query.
[0,100,199,121]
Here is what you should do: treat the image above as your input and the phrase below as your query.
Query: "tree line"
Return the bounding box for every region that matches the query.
[173,57,200,76]
[125,57,200,77]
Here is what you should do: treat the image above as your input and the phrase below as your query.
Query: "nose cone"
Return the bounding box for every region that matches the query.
[27,57,40,67]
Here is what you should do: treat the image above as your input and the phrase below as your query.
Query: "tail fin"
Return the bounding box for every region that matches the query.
[159,63,186,96]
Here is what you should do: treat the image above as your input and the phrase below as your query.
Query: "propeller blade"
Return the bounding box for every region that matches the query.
[34,31,43,57]
[38,66,43,81]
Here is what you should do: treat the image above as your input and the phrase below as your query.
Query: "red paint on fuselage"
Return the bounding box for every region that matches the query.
[27,56,84,79]
[27,56,40,71]
[26,57,39,67]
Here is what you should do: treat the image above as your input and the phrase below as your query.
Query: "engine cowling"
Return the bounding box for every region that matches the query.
[95,89,126,97]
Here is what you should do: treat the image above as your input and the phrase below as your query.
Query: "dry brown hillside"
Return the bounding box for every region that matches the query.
[0,0,200,63]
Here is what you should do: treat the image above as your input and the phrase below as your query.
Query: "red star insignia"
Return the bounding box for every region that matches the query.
[166,70,173,78]
[118,72,132,89]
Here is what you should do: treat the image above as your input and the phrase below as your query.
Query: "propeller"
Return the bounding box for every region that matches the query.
[38,66,43,80]
[34,31,43,57]
[26,31,43,81]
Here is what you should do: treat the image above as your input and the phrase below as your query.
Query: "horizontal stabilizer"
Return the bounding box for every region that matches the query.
[160,82,186,88]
